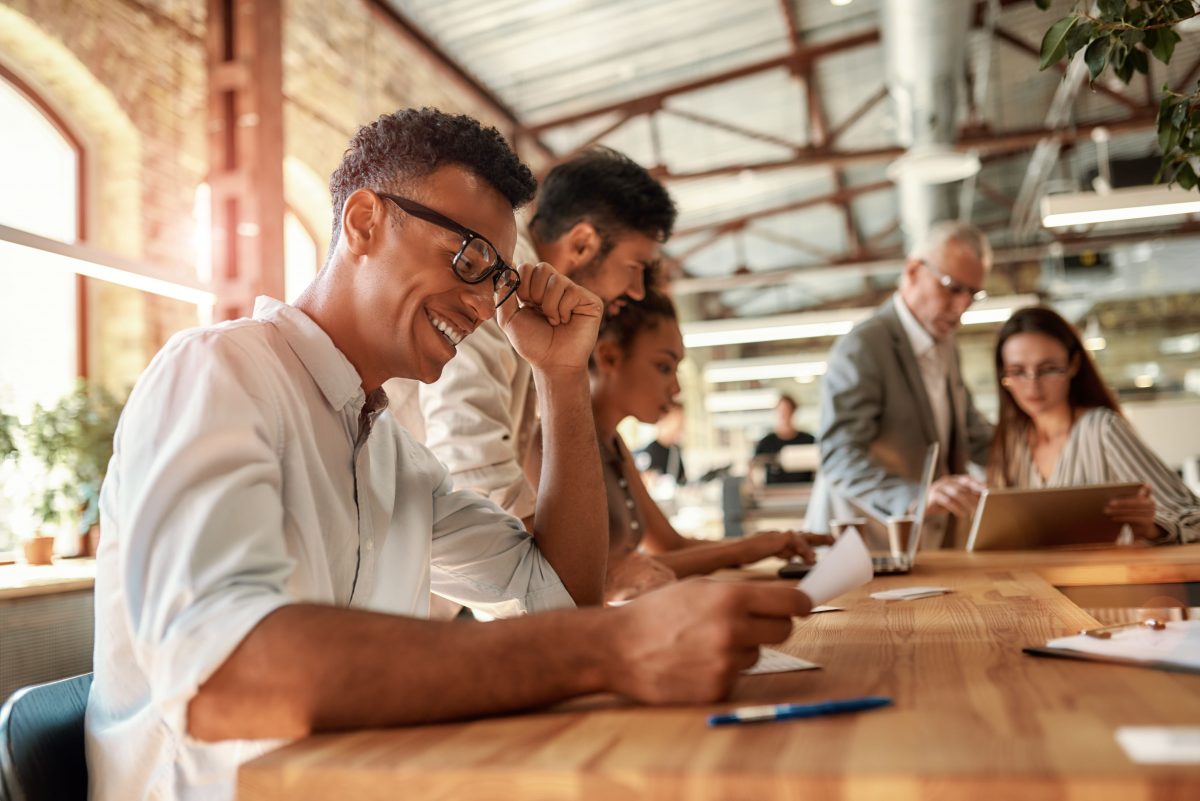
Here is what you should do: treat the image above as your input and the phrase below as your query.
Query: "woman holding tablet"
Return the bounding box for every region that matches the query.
[590,289,830,601]
[988,306,1199,544]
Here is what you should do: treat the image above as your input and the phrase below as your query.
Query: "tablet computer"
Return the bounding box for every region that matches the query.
[965,482,1143,551]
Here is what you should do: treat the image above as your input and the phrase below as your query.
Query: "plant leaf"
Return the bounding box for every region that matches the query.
[1115,52,1135,83]
[1171,1,1196,21]
[1130,48,1149,76]
[1176,162,1197,191]
[1040,16,1077,70]
[1151,29,1180,64]
[1065,20,1098,57]
[1085,37,1112,82]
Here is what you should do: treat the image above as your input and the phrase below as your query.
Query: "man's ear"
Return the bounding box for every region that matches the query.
[341,189,386,258]
[563,221,603,267]
[901,256,922,287]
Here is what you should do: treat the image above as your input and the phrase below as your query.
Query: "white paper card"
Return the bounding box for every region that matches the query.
[1046,620,1200,671]
[810,605,843,613]
[744,647,820,675]
[870,586,951,601]
[796,528,873,606]
[1116,727,1200,764]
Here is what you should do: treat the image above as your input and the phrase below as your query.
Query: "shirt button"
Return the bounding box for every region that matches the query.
[631,521,640,530]
[625,498,635,508]
[617,479,628,488]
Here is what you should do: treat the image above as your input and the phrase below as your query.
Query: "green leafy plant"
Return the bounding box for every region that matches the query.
[0,411,17,463]
[23,381,125,532]
[1037,0,1200,188]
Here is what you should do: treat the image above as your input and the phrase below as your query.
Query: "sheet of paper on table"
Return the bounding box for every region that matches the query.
[744,647,820,675]
[870,586,951,601]
[795,527,873,606]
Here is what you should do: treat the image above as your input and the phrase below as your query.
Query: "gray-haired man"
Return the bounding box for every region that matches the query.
[818,221,995,547]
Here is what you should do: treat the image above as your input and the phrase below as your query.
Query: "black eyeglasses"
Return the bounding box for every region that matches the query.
[999,365,1070,386]
[377,193,520,307]
[920,260,988,303]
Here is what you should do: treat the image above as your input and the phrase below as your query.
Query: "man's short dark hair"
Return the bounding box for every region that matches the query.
[530,147,677,257]
[327,107,536,251]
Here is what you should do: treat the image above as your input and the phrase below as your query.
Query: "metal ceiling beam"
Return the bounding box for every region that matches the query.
[671,219,1200,296]
[363,0,555,160]
[993,27,1142,113]
[523,29,881,135]
[675,179,893,237]
[658,107,804,153]
[658,112,1157,181]
[826,86,889,147]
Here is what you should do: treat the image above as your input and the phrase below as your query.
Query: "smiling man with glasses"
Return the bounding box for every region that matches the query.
[86,108,809,801]
[398,146,678,541]
[819,221,996,549]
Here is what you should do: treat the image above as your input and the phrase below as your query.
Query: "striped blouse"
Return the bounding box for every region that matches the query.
[1005,407,1200,544]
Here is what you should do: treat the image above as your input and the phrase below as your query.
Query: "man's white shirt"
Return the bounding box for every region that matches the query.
[892,293,952,460]
[86,297,573,801]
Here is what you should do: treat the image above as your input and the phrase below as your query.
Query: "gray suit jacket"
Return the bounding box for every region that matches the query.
[818,297,993,520]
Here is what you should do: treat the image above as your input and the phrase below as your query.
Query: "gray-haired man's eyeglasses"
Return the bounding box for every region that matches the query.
[920,259,987,303]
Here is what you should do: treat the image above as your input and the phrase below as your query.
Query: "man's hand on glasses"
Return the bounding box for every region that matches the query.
[497,260,603,373]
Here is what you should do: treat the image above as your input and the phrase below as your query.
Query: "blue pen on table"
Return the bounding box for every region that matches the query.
[707,696,892,727]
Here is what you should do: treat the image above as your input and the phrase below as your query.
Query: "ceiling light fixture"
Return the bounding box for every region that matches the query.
[886,144,981,184]
[1041,185,1200,228]
[704,357,828,384]
[703,390,779,413]
[682,295,1037,348]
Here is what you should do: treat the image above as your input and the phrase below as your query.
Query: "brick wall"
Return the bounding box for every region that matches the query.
[1,0,525,391]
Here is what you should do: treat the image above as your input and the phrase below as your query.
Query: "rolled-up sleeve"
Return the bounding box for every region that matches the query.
[108,331,294,736]
[424,453,573,617]
[1099,411,1200,544]
[419,326,537,520]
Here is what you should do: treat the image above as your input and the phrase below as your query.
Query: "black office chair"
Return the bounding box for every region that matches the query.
[0,673,93,801]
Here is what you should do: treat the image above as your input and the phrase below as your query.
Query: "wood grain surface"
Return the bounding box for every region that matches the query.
[239,566,1200,800]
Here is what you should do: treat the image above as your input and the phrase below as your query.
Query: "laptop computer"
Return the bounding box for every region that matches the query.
[871,442,938,574]
[965,482,1142,551]
[778,442,938,578]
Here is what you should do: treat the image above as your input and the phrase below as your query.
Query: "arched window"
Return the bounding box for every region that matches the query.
[0,68,84,555]
[285,209,320,303]
[0,68,82,419]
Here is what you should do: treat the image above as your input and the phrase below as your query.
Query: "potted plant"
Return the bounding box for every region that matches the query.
[23,381,125,559]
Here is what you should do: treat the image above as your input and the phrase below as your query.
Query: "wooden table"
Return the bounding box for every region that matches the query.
[919,543,1200,587]
[239,561,1200,800]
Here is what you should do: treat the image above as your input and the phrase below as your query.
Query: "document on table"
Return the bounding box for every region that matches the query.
[744,648,820,675]
[870,586,951,601]
[1116,727,1200,764]
[1025,620,1200,674]
[795,528,873,606]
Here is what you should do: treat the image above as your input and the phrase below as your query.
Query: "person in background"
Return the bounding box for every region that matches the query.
[753,394,816,484]
[405,146,677,533]
[591,289,832,601]
[818,221,995,547]
[85,108,813,801]
[636,400,687,486]
[988,306,1200,544]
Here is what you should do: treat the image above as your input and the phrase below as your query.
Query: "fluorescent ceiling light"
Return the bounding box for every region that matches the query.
[1041,185,1200,228]
[1,224,215,306]
[886,145,981,184]
[704,390,779,413]
[704,356,827,384]
[682,295,1037,348]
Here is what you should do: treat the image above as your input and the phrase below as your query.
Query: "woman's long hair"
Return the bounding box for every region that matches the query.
[987,306,1120,487]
